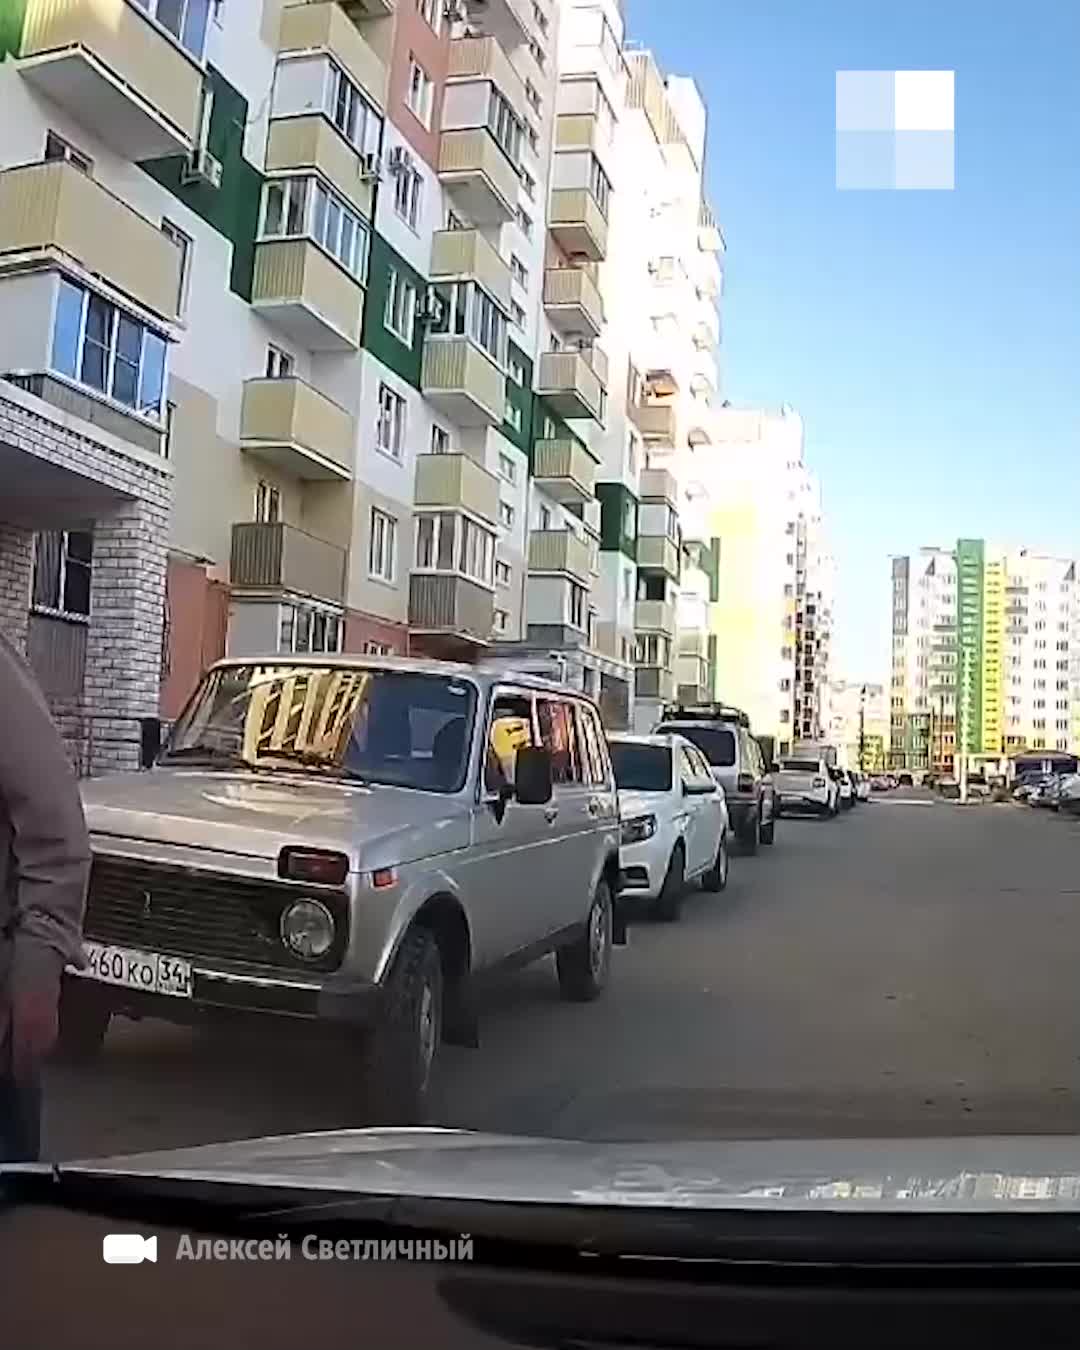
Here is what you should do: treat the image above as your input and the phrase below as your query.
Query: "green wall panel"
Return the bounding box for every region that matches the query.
[597,481,638,560]
[0,0,27,60]
[361,232,425,389]
[139,67,262,300]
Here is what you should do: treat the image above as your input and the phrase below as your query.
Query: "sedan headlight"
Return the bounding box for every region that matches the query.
[621,814,658,845]
[280,898,335,960]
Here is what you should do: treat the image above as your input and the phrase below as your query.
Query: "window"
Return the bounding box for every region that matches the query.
[393,162,422,229]
[32,530,92,618]
[376,384,407,460]
[515,205,533,238]
[510,254,528,288]
[499,500,515,528]
[622,568,633,603]
[525,80,542,114]
[327,62,382,156]
[626,432,638,475]
[416,0,442,32]
[539,503,552,530]
[368,508,397,582]
[527,36,546,69]
[527,122,540,155]
[260,177,369,278]
[521,167,537,200]
[131,0,210,59]
[504,397,523,431]
[385,269,417,344]
[406,57,434,128]
[279,604,343,655]
[51,279,167,419]
[364,641,393,656]
[532,2,548,34]
[488,88,524,165]
[589,154,611,215]
[486,692,535,792]
[508,353,526,385]
[158,219,193,316]
[510,299,526,329]
[430,424,451,455]
[431,279,509,365]
[495,559,512,587]
[44,130,91,173]
[254,480,281,523]
[569,583,586,629]
[610,741,673,793]
[494,607,509,633]
[498,451,517,483]
[537,698,582,783]
[265,345,294,378]
[415,513,494,585]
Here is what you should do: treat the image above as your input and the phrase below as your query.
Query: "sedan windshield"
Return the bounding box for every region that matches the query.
[610,742,673,792]
[164,664,478,793]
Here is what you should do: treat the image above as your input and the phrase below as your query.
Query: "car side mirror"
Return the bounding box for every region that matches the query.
[514,746,553,806]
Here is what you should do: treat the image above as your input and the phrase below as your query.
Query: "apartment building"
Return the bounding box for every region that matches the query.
[825,680,888,771]
[890,541,1078,771]
[0,0,727,766]
[704,406,832,751]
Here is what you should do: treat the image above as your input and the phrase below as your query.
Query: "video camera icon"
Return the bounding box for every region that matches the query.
[103,1234,158,1264]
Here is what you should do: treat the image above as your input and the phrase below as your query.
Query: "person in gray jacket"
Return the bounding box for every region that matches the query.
[0,627,90,1160]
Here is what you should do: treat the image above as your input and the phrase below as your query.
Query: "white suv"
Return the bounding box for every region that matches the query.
[609,733,730,922]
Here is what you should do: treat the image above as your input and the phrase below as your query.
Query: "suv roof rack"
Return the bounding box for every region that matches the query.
[659,701,752,729]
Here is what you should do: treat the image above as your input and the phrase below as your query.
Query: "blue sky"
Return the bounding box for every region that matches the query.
[625,0,1080,682]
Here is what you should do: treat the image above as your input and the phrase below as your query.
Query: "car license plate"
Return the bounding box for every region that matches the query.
[71,943,193,998]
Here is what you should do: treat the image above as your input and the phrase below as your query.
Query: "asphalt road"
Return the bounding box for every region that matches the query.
[43,791,1080,1158]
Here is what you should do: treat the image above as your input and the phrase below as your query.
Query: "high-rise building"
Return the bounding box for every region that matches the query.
[0,0,727,767]
[705,406,832,751]
[889,541,1078,770]
[825,681,888,771]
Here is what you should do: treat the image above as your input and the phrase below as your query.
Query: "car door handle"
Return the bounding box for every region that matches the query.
[544,805,559,824]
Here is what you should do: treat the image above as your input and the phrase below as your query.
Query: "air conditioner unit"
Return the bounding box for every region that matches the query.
[181,147,223,189]
[359,152,383,182]
[387,145,414,176]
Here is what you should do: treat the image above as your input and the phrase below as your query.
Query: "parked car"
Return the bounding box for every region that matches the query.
[835,768,855,810]
[773,753,839,817]
[897,771,914,787]
[855,772,872,803]
[1057,773,1080,814]
[870,774,891,792]
[653,704,778,854]
[939,775,960,799]
[609,734,730,922]
[65,656,626,1122]
[1031,775,1064,810]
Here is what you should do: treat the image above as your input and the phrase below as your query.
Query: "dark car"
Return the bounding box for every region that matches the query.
[898,772,914,787]
[654,703,778,854]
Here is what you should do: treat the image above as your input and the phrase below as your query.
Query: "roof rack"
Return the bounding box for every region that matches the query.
[660,701,752,729]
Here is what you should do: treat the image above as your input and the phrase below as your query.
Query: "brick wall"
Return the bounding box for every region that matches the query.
[0,385,173,775]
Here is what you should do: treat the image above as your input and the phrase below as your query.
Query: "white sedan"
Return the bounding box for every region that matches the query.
[609,733,730,922]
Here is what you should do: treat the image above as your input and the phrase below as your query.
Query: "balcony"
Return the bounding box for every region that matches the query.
[17,0,203,158]
[635,599,676,636]
[265,117,376,220]
[438,129,519,226]
[631,402,677,446]
[640,467,677,504]
[279,2,387,107]
[532,438,598,505]
[637,534,681,579]
[430,229,511,310]
[409,574,493,647]
[528,530,592,585]
[414,453,499,526]
[555,112,611,161]
[230,522,347,605]
[239,378,354,481]
[252,239,364,350]
[536,350,605,423]
[0,161,182,322]
[543,266,604,339]
[693,309,721,349]
[698,201,724,253]
[636,666,676,702]
[687,422,712,448]
[448,35,525,110]
[421,337,505,427]
[548,188,608,262]
[463,0,531,44]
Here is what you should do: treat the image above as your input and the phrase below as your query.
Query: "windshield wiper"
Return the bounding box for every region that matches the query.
[159,746,252,768]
